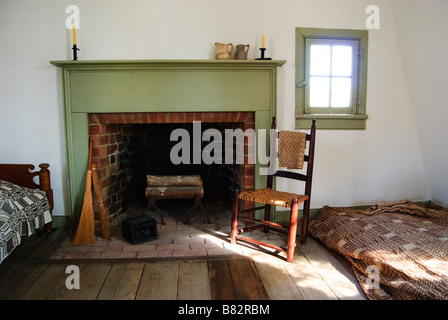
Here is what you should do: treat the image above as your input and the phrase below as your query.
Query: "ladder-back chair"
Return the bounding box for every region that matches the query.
[230,117,316,262]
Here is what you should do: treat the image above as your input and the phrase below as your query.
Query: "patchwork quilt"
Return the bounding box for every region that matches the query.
[309,200,448,300]
[0,179,52,264]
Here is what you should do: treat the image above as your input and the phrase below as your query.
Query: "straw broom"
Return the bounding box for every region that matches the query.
[92,163,111,239]
[72,139,95,246]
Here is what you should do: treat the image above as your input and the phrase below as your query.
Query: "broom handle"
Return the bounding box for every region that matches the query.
[92,163,111,239]
[91,164,105,209]
[90,134,111,238]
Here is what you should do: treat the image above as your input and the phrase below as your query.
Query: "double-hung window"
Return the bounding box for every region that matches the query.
[296,28,369,129]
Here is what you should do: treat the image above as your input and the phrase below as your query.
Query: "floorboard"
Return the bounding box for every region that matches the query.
[208,259,237,300]
[228,258,269,300]
[97,262,145,300]
[136,261,179,300]
[20,264,69,300]
[298,237,365,300]
[0,263,50,300]
[252,254,304,300]
[178,260,212,300]
[60,263,112,300]
[283,253,338,300]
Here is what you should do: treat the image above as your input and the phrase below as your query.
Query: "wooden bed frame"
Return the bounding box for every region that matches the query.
[0,163,53,233]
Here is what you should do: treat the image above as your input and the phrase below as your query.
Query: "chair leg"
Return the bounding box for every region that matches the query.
[300,200,310,244]
[286,198,299,263]
[263,204,271,233]
[230,189,239,244]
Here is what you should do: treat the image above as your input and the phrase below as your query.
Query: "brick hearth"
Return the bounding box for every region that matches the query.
[50,208,287,260]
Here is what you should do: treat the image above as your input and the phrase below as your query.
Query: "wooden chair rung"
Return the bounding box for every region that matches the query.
[241,217,285,230]
[239,206,267,214]
[235,235,287,252]
[237,224,265,234]
[241,216,305,234]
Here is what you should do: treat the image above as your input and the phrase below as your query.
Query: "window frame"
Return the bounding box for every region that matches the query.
[296,28,369,130]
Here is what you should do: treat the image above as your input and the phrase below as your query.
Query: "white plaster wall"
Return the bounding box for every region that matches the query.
[0,0,432,217]
[391,0,448,207]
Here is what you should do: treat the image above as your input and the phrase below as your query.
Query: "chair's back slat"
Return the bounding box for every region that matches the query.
[273,170,307,182]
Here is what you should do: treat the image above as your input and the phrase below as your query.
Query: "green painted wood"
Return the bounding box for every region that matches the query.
[69,113,89,226]
[51,60,285,228]
[296,114,368,130]
[295,28,368,130]
[67,69,272,113]
[50,215,70,228]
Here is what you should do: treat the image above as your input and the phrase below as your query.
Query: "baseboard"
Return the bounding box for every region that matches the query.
[272,199,434,223]
[273,208,322,223]
[50,215,71,229]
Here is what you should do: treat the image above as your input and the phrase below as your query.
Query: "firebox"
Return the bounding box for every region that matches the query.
[88,112,256,222]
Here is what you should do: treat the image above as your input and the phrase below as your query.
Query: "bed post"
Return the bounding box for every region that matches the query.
[38,163,53,233]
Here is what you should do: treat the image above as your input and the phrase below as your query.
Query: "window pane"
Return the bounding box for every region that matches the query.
[310,45,330,76]
[331,78,352,107]
[310,77,330,107]
[332,46,352,76]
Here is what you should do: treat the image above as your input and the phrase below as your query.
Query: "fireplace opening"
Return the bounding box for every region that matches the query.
[122,122,238,209]
[89,112,255,223]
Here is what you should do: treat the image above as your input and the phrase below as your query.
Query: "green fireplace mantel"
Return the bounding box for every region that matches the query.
[50,59,286,228]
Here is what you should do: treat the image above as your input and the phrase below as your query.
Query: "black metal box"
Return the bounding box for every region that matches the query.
[122,215,158,244]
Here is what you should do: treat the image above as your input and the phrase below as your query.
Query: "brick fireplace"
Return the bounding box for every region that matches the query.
[50,59,285,228]
[88,111,256,221]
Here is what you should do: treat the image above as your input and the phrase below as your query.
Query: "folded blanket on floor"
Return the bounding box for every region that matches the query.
[309,200,448,300]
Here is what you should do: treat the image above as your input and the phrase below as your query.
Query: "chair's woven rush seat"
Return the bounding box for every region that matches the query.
[238,188,309,208]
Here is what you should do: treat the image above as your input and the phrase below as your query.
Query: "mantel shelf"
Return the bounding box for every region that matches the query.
[50,59,286,68]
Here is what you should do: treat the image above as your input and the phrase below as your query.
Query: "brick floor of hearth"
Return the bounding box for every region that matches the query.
[50,205,288,260]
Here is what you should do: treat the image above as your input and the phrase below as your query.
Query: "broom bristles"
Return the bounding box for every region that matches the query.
[72,171,95,246]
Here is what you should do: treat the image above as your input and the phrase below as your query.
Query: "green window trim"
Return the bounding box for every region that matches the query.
[296,28,369,130]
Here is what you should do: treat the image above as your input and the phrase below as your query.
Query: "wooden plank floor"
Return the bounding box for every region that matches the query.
[0,228,366,300]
